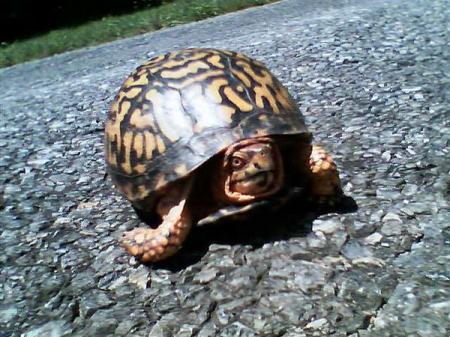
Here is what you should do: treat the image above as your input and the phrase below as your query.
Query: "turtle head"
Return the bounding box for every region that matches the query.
[219,137,284,203]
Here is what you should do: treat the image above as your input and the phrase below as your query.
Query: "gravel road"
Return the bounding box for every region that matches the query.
[0,0,449,336]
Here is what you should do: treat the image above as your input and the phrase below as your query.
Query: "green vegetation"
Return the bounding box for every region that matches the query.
[0,0,276,68]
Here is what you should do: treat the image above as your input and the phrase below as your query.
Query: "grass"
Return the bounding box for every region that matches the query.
[0,0,277,68]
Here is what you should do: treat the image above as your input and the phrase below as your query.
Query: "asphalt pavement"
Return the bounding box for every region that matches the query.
[0,0,449,336]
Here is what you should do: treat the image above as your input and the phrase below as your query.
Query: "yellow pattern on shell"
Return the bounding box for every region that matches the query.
[206,55,225,69]
[168,70,225,90]
[231,68,252,87]
[121,131,134,174]
[224,87,253,112]
[156,135,166,154]
[275,85,295,111]
[236,61,280,113]
[208,78,228,103]
[124,87,142,99]
[143,51,210,74]
[143,131,156,160]
[134,132,144,159]
[130,108,156,129]
[160,60,210,79]
[124,74,148,87]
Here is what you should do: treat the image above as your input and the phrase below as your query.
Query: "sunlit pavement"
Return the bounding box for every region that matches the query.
[0,0,448,336]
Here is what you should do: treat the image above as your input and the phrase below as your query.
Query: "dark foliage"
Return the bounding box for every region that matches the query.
[1,0,163,43]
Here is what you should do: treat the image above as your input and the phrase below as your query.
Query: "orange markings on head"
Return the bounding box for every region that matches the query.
[220,137,284,204]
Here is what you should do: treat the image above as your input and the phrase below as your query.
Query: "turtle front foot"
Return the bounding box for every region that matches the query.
[122,198,192,263]
[122,227,184,263]
[307,145,343,207]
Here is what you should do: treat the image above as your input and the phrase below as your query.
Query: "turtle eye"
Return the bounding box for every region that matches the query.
[231,156,246,169]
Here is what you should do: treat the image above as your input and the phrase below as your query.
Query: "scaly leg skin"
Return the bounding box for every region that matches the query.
[121,179,193,263]
[307,144,343,206]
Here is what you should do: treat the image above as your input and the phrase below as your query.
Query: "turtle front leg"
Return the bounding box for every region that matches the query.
[306,144,343,206]
[121,179,193,262]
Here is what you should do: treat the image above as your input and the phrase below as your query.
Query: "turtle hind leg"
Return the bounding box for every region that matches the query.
[121,179,193,263]
[307,144,343,207]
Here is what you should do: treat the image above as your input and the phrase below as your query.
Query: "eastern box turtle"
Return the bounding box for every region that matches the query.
[105,48,342,262]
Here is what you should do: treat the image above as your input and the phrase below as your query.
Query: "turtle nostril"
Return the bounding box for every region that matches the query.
[253,163,261,169]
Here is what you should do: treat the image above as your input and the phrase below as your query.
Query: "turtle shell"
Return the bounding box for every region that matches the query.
[105,48,310,204]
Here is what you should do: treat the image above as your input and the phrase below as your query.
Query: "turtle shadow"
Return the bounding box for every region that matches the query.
[151,195,357,271]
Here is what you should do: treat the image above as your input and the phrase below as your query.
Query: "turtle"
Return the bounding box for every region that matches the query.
[104,48,343,263]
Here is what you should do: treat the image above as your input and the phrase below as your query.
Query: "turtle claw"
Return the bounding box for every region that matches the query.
[121,227,170,262]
